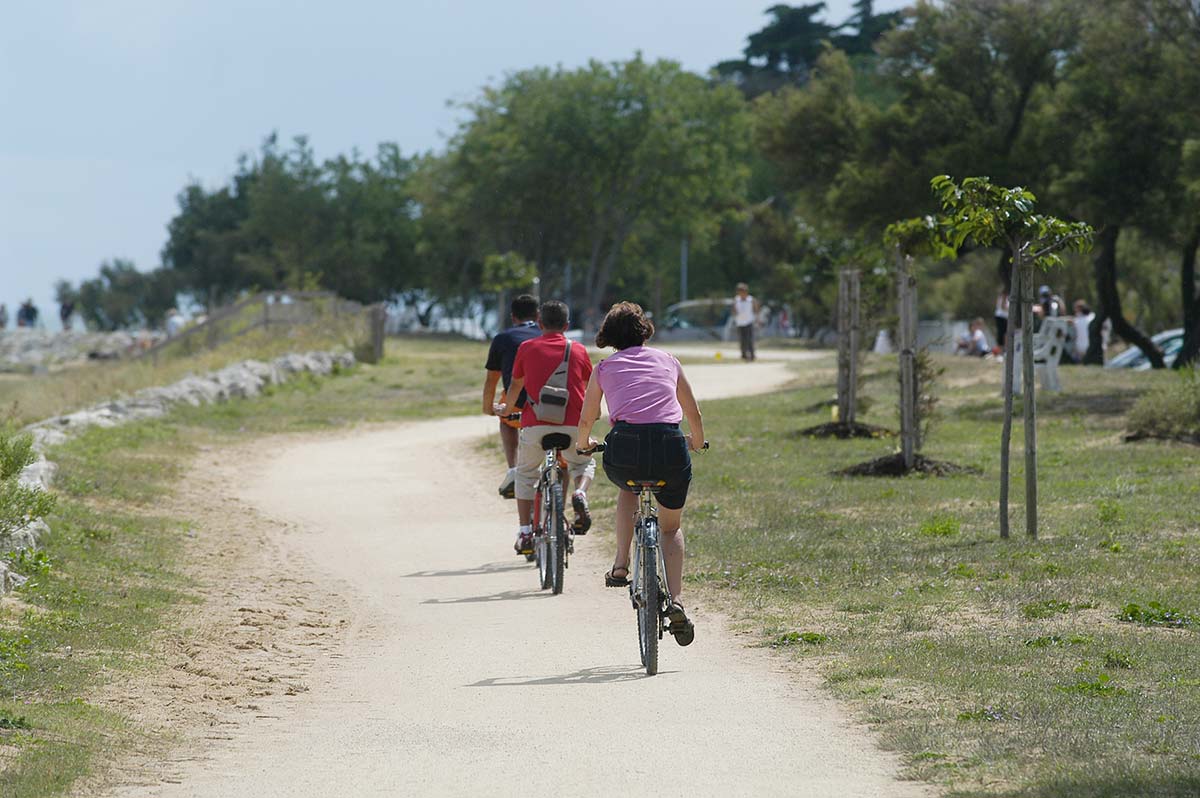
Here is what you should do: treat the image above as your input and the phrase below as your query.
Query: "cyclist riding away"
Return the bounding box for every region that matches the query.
[577,301,705,646]
[499,300,595,557]
[483,294,540,498]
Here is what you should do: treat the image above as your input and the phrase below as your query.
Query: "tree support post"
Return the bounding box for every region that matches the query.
[999,258,1019,539]
[1020,258,1038,539]
[897,251,918,470]
[837,270,851,424]
[848,269,861,426]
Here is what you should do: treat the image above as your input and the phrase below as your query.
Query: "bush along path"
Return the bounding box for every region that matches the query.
[0,351,355,595]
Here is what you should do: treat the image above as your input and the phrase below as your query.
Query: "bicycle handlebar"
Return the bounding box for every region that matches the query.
[576,440,709,455]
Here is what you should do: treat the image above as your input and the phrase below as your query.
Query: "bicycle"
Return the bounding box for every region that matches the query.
[579,440,707,676]
[531,431,575,595]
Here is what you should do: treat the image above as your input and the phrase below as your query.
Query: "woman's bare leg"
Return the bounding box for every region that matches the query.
[656,503,685,600]
[612,490,637,574]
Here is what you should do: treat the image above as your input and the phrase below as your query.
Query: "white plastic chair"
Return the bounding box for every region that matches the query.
[1013,318,1070,394]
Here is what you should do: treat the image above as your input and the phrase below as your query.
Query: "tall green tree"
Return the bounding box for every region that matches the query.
[439,56,752,321]
[161,135,421,308]
[75,260,179,330]
[1036,0,1186,366]
[715,2,901,97]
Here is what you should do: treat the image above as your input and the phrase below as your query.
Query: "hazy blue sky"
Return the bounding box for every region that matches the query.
[1,0,904,327]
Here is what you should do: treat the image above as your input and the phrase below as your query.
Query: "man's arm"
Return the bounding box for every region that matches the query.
[502,376,526,413]
[482,370,502,415]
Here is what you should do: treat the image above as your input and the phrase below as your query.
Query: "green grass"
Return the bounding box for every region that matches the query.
[678,353,1200,797]
[6,336,1199,796]
[0,335,489,794]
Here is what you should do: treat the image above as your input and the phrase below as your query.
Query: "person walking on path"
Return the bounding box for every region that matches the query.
[733,282,760,361]
[577,301,705,645]
[0,304,8,330]
[498,300,595,556]
[482,295,540,498]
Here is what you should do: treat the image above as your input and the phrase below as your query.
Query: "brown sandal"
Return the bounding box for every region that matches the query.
[604,565,631,588]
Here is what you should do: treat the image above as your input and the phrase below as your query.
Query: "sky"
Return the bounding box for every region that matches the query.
[0,0,905,328]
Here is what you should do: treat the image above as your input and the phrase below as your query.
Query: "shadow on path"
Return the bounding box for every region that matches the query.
[467,665,672,687]
[422,589,551,605]
[404,561,531,578]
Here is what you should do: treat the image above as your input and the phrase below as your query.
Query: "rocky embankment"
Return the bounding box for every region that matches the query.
[0,329,165,372]
[0,350,356,592]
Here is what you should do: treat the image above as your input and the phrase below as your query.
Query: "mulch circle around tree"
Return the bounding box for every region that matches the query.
[794,421,895,440]
[834,452,981,477]
[1123,431,1200,446]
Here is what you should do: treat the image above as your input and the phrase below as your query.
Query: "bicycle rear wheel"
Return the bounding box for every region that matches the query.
[536,487,551,590]
[550,484,565,595]
[638,522,660,675]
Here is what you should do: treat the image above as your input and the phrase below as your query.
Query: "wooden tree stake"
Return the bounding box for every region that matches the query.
[897,252,918,470]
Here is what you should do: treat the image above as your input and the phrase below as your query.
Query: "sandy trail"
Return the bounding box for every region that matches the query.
[111,353,928,798]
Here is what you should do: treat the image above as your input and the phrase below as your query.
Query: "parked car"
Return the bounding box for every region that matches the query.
[1104,328,1183,369]
[655,299,733,341]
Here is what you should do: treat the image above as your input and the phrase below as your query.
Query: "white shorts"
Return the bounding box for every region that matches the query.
[515,425,596,501]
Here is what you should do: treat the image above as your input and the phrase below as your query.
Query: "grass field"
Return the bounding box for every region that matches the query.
[680,355,1200,797]
[0,337,488,796]
[2,336,1197,796]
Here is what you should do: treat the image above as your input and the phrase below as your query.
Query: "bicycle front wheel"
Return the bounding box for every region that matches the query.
[638,530,660,676]
[536,487,551,590]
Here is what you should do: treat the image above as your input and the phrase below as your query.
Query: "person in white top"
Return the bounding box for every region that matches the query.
[732,282,760,361]
[993,288,1009,351]
[1071,300,1095,362]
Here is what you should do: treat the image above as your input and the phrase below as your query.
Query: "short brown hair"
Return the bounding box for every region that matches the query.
[539,300,569,331]
[595,302,654,350]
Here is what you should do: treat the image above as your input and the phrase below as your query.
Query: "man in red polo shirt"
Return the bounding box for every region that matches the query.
[500,300,595,556]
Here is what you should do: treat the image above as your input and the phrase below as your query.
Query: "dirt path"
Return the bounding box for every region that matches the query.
[105,355,930,797]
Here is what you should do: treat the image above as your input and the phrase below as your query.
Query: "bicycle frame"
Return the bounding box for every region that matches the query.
[629,489,672,614]
[533,445,572,593]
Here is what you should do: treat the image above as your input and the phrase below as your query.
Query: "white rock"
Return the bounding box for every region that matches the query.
[1,348,356,595]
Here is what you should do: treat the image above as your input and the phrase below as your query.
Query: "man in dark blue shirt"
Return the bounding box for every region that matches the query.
[483,294,540,498]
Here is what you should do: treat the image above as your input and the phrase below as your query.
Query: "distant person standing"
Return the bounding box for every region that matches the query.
[732,282,760,361]
[993,288,1009,350]
[0,304,8,330]
[59,299,75,330]
[1071,300,1095,363]
[16,299,38,328]
[482,294,541,499]
[165,308,185,337]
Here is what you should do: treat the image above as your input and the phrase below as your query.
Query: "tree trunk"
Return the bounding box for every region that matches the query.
[996,246,1013,294]
[1173,225,1200,369]
[1020,259,1038,540]
[584,218,634,322]
[1086,225,1165,367]
[999,257,1019,539]
[848,270,861,426]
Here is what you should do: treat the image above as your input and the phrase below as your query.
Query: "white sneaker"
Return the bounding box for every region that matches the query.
[498,467,516,499]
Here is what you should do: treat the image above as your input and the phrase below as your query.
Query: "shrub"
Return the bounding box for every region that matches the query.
[0,429,56,541]
[1126,367,1200,442]
[1117,601,1196,628]
[920,515,961,537]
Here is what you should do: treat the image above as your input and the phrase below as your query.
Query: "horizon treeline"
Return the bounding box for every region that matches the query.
[58,0,1200,367]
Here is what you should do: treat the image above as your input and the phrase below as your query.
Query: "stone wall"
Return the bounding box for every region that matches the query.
[0,350,356,593]
[0,329,166,372]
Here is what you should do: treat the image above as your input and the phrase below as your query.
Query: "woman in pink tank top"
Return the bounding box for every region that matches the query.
[577,302,705,647]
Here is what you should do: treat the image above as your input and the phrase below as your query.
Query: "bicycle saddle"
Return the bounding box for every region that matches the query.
[626,479,668,490]
[540,432,572,451]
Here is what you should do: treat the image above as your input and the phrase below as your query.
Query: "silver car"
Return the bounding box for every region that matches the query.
[1104,328,1183,369]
